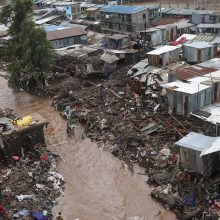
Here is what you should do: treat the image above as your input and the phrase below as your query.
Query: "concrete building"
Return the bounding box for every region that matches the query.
[46,27,87,49]
[100,6,149,34]
[50,1,81,20]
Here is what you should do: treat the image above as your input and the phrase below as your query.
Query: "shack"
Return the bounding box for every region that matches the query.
[140,28,164,47]
[106,48,138,64]
[140,24,177,47]
[86,7,100,20]
[0,113,48,161]
[183,41,217,64]
[191,102,220,136]
[163,80,212,116]
[147,45,179,67]
[176,132,220,177]
[46,27,87,48]
[189,70,220,103]
[107,34,129,49]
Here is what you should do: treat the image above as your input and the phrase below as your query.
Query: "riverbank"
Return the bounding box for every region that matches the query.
[0,76,175,220]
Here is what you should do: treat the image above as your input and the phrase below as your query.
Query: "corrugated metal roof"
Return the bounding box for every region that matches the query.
[189,70,220,84]
[192,102,220,126]
[172,65,217,80]
[201,138,220,156]
[163,80,211,94]
[53,1,79,5]
[199,58,220,70]
[44,25,66,32]
[176,132,217,151]
[147,45,178,55]
[197,23,220,29]
[100,53,119,63]
[183,41,213,49]
[164,8,214,16]
[193,35,216,42]
[46,27,87,41]
[35,15,62,25]
[100,5,148,14]
[108,34,128,40]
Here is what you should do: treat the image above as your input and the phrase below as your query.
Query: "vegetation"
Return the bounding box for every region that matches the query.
[0,0,55,91]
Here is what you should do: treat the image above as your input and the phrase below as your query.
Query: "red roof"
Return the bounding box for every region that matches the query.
[46,27,87,41]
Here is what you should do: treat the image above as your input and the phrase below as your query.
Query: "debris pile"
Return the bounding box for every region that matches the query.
[0,143,64,220]
[0,109,64,220]
[51,66,220,219]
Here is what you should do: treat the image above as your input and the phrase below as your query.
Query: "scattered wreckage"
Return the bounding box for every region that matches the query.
[0,109,64,220]
[49,53,220,219]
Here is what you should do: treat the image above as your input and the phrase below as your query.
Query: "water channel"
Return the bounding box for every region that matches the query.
[0,76,176,220]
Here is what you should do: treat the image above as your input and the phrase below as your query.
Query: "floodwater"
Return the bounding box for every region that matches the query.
[0,76,176,220]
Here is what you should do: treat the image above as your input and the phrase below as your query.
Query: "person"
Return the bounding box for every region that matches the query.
[99,85,105,104]
[66,121,75,137]
[56,212,63,220]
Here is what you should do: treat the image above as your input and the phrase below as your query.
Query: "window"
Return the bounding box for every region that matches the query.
[126,25,132,32]
[127,14,131,23]
[119,24,121,30]
[143,14,146,19]
[122,14,124,22]
[109,23,113,29]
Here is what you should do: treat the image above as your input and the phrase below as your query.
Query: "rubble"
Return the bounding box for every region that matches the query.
[0,109,64,220]
[46,48,220,218]
[0,143,64,219]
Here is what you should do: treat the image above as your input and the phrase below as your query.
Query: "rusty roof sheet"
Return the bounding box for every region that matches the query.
[47,27,87,41]
[171,65,217,80]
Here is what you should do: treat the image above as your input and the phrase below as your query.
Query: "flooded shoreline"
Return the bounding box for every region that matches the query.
[0,76,175,220]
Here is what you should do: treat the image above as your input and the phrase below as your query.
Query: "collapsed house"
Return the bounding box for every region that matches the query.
[183,41,218,64]
[147,45,179,67]
[176,132,220,177]
[0,113,48,162]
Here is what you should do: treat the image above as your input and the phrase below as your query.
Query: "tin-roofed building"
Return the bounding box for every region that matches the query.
[147,45,179,67]
[197,23,220,35]
[46,1,81,20]
[176,132,220,177]
[100,5,149,34]
[183,41,217,64]
[46,27,87,48]
[163,80,212,116]
[107,34,129,49]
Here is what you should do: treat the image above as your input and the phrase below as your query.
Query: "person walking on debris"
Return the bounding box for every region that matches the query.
[56,212,63,220]
[99,85,105,104]
[66,120,75,137]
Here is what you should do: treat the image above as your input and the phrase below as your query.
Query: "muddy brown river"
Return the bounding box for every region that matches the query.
[0,77,176,220]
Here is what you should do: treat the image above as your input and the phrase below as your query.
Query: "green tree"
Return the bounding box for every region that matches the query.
[0,0,55,91]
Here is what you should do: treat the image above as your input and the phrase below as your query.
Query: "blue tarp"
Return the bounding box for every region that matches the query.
[32,211,48,220]
[183,192,195,207]
[13,209,30,218]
